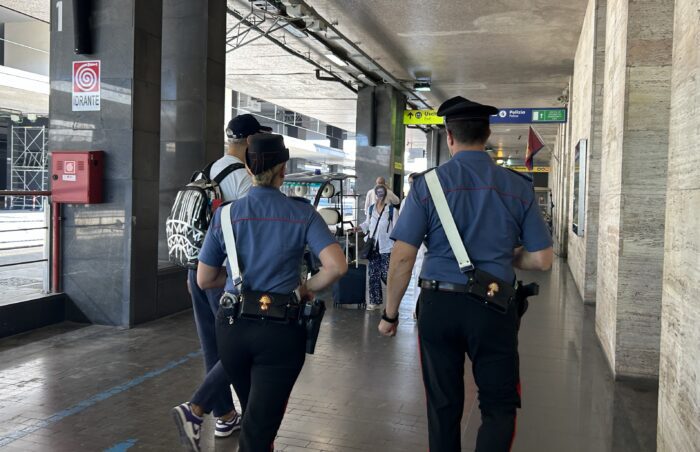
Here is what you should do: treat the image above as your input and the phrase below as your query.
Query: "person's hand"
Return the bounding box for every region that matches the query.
[297,284,315,302]
[378,319,398,337]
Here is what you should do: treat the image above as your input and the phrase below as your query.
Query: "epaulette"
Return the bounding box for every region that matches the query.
[412,167,437,179]
[504,167,533,182]
[288,196,311,204]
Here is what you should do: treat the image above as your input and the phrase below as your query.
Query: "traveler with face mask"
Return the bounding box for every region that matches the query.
[356,184,397,310]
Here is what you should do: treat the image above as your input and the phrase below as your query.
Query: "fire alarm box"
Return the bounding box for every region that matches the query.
[51,151,105,203]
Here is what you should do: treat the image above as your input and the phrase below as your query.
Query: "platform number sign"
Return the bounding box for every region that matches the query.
[56,1,63,32]
[72,60,101,111]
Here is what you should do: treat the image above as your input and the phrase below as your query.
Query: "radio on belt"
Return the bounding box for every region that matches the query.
[50,151,104,203]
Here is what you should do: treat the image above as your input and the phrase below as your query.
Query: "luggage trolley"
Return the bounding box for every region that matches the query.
[282,173,364,308]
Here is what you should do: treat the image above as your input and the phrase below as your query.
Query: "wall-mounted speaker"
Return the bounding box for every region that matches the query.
[73,0,93,54]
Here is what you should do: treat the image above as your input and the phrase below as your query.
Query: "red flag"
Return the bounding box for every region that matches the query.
[525,126,545,171]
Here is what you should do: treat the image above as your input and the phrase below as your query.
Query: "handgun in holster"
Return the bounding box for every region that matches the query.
[299,299,326,354]
[515,281,539,319]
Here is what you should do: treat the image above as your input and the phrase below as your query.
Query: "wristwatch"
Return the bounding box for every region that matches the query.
[382,309,399,323]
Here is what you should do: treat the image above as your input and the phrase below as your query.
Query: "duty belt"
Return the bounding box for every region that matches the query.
[419,269,516,314]
[220,290,300,322]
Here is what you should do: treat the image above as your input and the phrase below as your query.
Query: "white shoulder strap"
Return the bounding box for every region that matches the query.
[424,170,474,273]
[220,203,242,286]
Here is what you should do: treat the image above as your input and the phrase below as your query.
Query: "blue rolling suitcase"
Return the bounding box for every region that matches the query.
[332,231,366,308]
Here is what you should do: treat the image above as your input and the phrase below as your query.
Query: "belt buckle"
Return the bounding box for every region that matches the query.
[429,280,438,291]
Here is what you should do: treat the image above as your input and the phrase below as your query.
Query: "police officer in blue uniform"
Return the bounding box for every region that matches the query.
[196,134,347,452]
[379,97,553,451]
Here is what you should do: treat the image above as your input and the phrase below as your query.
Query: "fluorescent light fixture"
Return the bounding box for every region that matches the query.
[326,53,348,66]
[284,23,308,38]
[414,77,431,92]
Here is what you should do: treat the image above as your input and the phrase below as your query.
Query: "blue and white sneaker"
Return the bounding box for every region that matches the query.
[171,402,203,452]
[215,412,242,438]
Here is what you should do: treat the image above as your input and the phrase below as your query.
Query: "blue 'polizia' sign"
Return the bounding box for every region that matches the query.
[490,108,567,124]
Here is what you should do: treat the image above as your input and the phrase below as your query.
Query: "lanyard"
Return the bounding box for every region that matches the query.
[370,205,385,239]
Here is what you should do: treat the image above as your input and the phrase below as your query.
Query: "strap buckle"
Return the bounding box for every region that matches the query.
[232,276,242,287]
[459,263,475,273]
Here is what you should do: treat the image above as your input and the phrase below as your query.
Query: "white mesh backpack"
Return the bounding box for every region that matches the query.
[165,161,244,268]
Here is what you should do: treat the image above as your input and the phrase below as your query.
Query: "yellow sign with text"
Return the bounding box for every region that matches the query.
[508,166,550,173]
[403,109,442,125]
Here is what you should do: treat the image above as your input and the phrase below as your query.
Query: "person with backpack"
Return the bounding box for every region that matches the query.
[170,114,270,449]
[356,184,398,311]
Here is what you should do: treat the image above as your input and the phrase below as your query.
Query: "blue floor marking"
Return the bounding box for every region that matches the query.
[104,438,138,451]
[0,350,202,447]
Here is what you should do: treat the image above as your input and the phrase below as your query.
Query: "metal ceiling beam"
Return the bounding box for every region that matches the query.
[287,0,433,111]
[226,6,358,94]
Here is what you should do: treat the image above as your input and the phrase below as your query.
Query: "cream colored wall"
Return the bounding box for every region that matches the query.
[657,0,700,448]
[596,0,673,378]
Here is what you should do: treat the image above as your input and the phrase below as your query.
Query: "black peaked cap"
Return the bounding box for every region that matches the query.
[437,96,499,122]
[245,134,289,175]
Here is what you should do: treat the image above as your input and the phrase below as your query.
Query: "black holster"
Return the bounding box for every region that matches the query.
[514,281,539,329]
[299,299,326,354]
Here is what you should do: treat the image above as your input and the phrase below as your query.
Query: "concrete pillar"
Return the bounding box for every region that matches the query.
[567,0,606,303]
[426,127,449,168]
[595,0,674,378]
[355,85,405,220]
[657,0,700,449]
[550,123,570,257]
[158,0,226,264]
[49,0,163,326]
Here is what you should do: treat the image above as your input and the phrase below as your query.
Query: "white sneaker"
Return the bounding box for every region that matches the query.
[215,412,241,438]
[171,403,202,452]
[366,303,383,311]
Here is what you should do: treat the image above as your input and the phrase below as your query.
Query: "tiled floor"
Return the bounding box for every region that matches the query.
[0,259,658,451]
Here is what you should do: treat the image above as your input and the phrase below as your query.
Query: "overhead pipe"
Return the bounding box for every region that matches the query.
[226,6,358,94]
[290,0,433,111]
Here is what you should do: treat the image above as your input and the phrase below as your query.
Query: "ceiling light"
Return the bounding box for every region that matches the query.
[325,53,347,66]
[414,82,431,91]
[414,77,431,92]
[284,23,308,38]
[496,159,504,165]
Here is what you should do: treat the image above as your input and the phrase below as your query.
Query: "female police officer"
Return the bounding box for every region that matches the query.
[193,134,347,452]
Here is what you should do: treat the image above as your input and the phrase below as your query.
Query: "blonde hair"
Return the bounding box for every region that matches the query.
[252,162,285,187]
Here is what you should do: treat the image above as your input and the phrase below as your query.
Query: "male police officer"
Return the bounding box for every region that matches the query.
[379,97,553,451]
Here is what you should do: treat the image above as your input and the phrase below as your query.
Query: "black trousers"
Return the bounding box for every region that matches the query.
[417,290,521,452]
[216,312,306,452]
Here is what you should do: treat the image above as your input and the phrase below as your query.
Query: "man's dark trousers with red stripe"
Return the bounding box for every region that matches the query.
[417,290,521,452]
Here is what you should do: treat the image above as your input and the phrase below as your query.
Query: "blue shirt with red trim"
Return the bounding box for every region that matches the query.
[391,150,552,285]
[199,186,337,293]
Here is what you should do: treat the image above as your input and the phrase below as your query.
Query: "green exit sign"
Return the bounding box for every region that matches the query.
[532,109,567,122]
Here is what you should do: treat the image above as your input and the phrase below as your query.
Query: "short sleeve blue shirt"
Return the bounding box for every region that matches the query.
[391,151,552,285]
[198,186,338,293]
